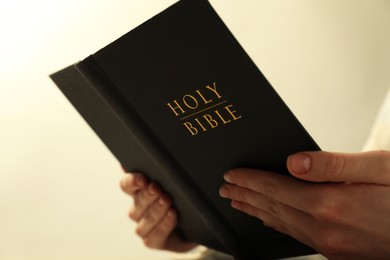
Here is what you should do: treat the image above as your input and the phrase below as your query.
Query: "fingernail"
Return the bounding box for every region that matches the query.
[223,172,233,183]
[288,153,311,174]
[219,185,230,198]
[158,197,166,206]
[166,210,175,219]
[135,174,144,186]
[147,183,156,195]
[231,200,239,209]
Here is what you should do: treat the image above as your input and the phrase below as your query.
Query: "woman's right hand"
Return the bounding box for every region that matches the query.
[120,172,198,252]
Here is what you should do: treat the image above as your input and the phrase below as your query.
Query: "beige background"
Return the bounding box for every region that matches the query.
[1,0,389,259]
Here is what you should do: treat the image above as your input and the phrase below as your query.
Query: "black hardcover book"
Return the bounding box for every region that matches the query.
[50,0,320,259]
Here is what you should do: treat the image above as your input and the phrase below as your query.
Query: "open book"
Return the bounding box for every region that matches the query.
[50,0,320,259]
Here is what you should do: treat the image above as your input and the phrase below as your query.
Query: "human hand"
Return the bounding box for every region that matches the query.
[120,172,197,252]
[219,150,390,259]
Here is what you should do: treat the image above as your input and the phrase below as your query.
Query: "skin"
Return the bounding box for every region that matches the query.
[120,173,197,252]
[121,150,390,259]
[220,150,390,259]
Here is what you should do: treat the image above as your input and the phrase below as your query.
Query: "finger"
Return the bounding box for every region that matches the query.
[129,182,160,221]
[220,184,317,235]
[120,173,147,196]
[223,169,316,213]
[226,188,377,257]
[287,150,390,184]
[143,209,177,250]
[230,200,315,251]
[136,195,172,238]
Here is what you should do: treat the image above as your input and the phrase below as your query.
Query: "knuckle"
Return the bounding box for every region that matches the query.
[119,176,129,192]
[313,187,346,224]
[138,190,157,207]
[143,211,156,223]
[313,200,335,222]
[147,182,160,196]
[324,153,345,178]
[162,210,177,230]
[135,226,144,237]
[263,181,278,199]
[315,201,342,224]
[265,197,280,217]
[164,211,175,225]
[128,208,139,221]
[262,182,280,215]
[143,238,156,249]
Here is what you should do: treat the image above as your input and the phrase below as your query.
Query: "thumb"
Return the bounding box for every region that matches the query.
[287,150,390,184]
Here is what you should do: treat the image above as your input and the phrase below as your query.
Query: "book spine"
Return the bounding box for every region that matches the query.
[51,57,248,257]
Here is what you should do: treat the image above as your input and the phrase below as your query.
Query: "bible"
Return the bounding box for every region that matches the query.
[50,0,320,259]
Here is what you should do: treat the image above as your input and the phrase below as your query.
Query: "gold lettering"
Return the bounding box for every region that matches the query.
[214,109,231,124]
[167,100,185,116]
[205,82,222,99]
[203,114,218,128]
[183,95,198,109]
[195,89,212,105]
[194,118,207,132]
[183,122,198,136]
[225,105,242,120]
[169,83,242,136]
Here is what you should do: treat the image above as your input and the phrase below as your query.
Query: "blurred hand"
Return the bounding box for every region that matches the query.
[220,150,390,259]
[120,172,197,252]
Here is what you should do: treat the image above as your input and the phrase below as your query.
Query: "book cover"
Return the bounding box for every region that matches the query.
[50,0,320,259]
